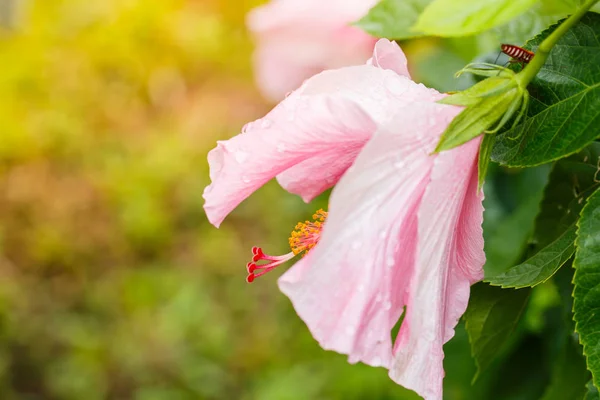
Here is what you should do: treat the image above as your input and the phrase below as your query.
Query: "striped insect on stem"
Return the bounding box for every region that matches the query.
[501,44,534,64]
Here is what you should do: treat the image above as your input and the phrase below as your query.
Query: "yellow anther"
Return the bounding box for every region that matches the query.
[288,209,328,256]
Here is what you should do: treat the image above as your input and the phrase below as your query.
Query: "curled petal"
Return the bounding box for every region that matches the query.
[203,94,376,227]
[368,39,411,79]
[278,63,442,202]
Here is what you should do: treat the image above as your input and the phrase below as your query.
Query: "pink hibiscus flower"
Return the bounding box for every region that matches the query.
[203,39,485,400]
[247,0,378,102]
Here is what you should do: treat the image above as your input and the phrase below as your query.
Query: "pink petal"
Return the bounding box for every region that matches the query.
[277,65,443,202]
[247,0,378,101]
[278,103,461,373]
[247,0,377,33]
[368,39,411,79]
[203,93,377,227]
[390,137,484,400]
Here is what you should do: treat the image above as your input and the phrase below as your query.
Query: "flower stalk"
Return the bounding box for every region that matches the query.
[517,0,600,87]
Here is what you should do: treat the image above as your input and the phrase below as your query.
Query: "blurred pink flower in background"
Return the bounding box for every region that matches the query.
[247,0,378,102]
[203,40,485,400]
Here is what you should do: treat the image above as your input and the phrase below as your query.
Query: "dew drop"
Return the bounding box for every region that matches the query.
[383,301,392,311]
[241,122,252,134]
[393,159,405,169]
[242,175,251,183]
[234,151,249,164]
[375,294,383,303]
[261,118,272,129]
[386,75,406,96]
[358,284,365,292]
[386,257,395,268]
[379,230,387,239]
[276,143,286,153]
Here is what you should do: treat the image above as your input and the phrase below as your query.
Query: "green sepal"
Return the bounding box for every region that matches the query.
[439,77,514,106]
[477,134,496,190]
[435,88,519,152]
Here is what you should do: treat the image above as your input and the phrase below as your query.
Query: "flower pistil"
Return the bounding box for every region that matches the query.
[246,209,327,283]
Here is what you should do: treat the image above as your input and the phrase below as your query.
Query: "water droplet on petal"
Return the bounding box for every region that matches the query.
[276,143,286,153]
[393,159,405,169]
[375,294,382,303]
[383,301,392,311]
[234,151,249,164]
[241,122,252,134]
[386,75,407,96]
[386,257,395,268]
[261,119,272,129]
[358,284,365,292]
[379,230,387,239]
[242,175,251,183]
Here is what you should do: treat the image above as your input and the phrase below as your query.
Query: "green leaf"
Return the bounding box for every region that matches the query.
[482,165,551,277]
[492,13,600,167]
[586,379,600,400]
[491,0,573,45]
[486,334,552,399]
[487,143,600,287]
[413,0,539,37]
[354,0,431,40]
[574,186,600,391]
[532,143,600,248]
[486,224,577,288]
[540,336,590,400]
[478,134,496,188]
[464,283,530,380]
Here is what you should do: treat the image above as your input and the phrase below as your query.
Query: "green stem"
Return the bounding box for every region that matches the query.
[517,0,599,87]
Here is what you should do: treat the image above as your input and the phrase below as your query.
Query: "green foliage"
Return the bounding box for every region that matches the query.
[540,336,590,400]
[492,13,600,167]
[413,0,539,37]
[574,187,600,391]
[586,380,600,400]
[464,283,530,379]
[490,0,574,45]
[486,224,577,288]
[487,143,600,288]
[354,0,431,39]
[482,165,551,277]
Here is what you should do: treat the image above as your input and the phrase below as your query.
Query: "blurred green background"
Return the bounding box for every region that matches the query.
[0,1,565,399]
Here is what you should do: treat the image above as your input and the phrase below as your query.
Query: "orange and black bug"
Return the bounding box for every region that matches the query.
[501,44,534,64]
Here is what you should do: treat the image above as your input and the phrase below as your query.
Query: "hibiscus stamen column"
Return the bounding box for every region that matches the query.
[246,209,327,282]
